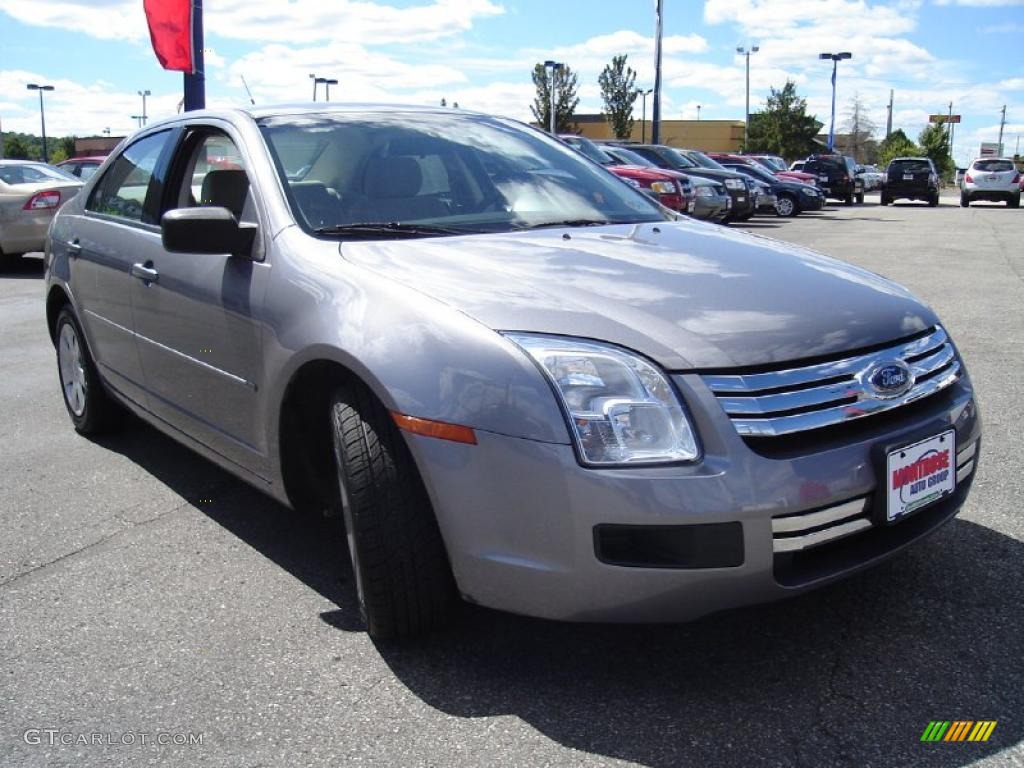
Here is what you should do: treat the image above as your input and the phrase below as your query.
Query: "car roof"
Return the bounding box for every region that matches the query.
[0,159,51,166]
[891,157,930,162]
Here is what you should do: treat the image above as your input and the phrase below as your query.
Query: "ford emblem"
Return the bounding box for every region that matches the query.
[864,360,913,398]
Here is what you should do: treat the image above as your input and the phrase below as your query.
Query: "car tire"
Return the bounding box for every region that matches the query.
[880,194,890,206]
[775,194,798,217]
[1009,195,1020,209]
[55,307,120,434]
[329,381,457,639]
[855,192,865,204]
[929,193,939,207]
[960,193,970,208]
[844,193,854,206]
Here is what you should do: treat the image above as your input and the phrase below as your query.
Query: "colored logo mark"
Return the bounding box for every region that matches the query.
[921,721,997,742]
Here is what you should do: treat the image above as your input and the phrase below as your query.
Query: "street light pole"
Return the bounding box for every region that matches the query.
[544,60,562,134]
[696,104,701,121]
[737,46,759,151]
[138,90,151,126]
[26,83,55,162]
[309,73,318,102]
[640,88,653,143]
[819,52,852,152]
[131,115,145,129]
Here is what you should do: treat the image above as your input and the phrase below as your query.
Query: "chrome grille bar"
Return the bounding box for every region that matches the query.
[772,497,872,553]
[701,327,961,438]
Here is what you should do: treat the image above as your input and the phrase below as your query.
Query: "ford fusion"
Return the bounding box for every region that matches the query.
[43,106,981,638]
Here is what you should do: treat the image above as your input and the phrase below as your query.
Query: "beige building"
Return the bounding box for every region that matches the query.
[73,136,125,157]
[571,113,745,152]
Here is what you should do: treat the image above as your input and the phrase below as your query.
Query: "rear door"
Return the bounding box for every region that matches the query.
[130,123,270,475]
[68,129,176,405]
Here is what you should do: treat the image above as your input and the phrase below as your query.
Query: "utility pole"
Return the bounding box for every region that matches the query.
[738,46,759,152]
[651,0,663,144]
[885,89,893,138]
[997,105,1006,154]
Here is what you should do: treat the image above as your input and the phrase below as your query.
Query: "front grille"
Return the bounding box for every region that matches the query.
[772,498,871,554]
[701,326,960,438]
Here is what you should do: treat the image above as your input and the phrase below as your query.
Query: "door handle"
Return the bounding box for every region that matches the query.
[67,238,82,258]
[130,262,159,283]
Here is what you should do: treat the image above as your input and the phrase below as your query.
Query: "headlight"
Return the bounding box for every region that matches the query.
[800,187,814,195]
[623,177,641,188]
[504,334,699,466]
[649,181,676,194]
[694,186,714,197]
[724,178,745,190]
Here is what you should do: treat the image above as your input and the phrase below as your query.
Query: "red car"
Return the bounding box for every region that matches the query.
[55,156,107,181]
[560,135,693,214]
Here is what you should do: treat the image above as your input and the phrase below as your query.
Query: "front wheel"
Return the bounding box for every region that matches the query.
[329,382,457,639]
[844,193,854,206]
[880,194,890,206]
[55,307,119,434]
[775,194,798,217]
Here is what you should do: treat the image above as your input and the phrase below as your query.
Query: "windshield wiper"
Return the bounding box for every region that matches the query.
[314,222,471,238]
[518,218,613,230]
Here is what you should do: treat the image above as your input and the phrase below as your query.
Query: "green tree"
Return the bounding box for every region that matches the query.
[746,81,822,159]
[918,122,953,177]
[530,62,580,134]
[877,129,920,168]
[4,135,31,159]
[598,54,638,139]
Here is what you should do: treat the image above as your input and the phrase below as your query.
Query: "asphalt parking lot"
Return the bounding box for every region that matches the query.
[2,193,1022,768]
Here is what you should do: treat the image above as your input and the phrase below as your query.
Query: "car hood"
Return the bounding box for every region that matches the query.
[338,221,936,370]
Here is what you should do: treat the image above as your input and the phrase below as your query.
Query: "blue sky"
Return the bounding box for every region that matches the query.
[1,0,1022,165]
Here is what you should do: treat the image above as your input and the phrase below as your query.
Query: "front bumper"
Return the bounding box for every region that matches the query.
[406,374,980,623]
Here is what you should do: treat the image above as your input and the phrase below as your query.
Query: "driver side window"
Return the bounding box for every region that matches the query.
[174,131,255,224]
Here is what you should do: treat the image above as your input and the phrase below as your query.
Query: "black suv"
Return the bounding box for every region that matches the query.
[881,157,939,207]
[803,154,864,205]
[627,144,755,223]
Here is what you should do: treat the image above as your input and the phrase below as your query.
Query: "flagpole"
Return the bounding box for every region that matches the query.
[183,0,205,111]
[651,0,663,145]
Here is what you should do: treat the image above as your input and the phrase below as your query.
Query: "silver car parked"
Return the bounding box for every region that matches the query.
[45,106,981,638]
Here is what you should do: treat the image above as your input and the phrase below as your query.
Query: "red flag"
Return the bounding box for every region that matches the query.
[143,0,194,73]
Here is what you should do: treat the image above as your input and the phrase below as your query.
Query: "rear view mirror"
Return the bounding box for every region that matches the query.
[161,207,257,258]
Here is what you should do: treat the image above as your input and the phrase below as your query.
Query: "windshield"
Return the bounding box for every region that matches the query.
[563,137,614,165]
[0,162,80,185]
[972,159,1014,172]
[757,156,787,172]
[683,150,728,171]
[728,163,776,185]
[656,147,698,169]
[259,112,666,236]
[606,147,655,167]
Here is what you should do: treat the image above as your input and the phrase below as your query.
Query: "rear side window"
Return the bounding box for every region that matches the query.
[972,159,1014,173]
[87,131,172,224]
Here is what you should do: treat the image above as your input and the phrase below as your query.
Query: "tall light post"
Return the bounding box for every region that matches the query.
[652,0,664,144]
[696,104,701,121]
[819,52,852,152]
[322,78,338,102]
[131,115,145,129]
[543,60,563,134]
[737,45,759,151]
[309,73,318,101]
[137,89,151,126]
[26,83,55,162]
[640,88,653,143]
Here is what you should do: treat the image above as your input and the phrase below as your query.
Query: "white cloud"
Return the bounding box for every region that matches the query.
[935,0,1024,6]
[704,0,918,36]
[0,0,145,41]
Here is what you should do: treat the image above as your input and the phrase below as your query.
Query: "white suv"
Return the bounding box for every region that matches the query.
[960,157,1021,208]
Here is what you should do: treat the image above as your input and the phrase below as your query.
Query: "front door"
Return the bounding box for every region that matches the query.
[130,126,269,475]
[70,129,176,406]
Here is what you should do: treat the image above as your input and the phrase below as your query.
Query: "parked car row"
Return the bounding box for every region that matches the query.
[560,137,827,225]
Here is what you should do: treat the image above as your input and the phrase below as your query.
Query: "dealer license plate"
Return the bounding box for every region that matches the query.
[885,430,955,523]
[903,173,913,180]
[819,174,828,181]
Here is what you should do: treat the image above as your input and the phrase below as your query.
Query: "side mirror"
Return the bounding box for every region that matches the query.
[161,207,257,258]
